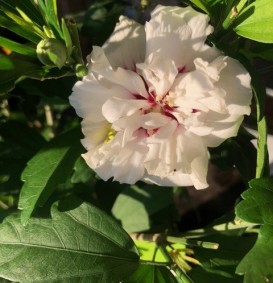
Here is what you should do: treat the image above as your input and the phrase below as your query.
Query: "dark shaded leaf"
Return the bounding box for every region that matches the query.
[124,265,179,283]
[236,177,273,224]
[189,233,256,283]
[71,156,94,184]
[0,53,74,95]
[236,225,273,283]
[0,120,46,153]
[0,54,41,94]
[19,127,83,225]
[210,128,256,183]
[17,74,77,103]
[0,121,46,193]
[82,0,125,46]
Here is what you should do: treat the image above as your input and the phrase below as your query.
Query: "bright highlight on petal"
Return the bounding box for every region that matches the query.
[69,5,252,190]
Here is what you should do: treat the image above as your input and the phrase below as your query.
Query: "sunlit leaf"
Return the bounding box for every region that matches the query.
[189,0,211,14]
[36,0,62,39]
[0,0,44,26]
[0,13,41,43]
[235,0,273,43]
[1,9,44,39]
[112,185,174,233]
[0,36,36,57]
[0,198,139,282]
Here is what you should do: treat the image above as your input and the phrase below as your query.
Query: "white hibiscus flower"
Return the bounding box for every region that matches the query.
[69,5,252,189]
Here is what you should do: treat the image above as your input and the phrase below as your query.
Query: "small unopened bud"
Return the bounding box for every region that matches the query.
[36,38,67,69]
[76,64,88,78]
[141,0,150,8]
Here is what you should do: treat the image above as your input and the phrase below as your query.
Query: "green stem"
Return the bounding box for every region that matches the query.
[171,265,196,283]
[248,67,270,178]
[139,260,168,266]
[166,236,219,250]
[222,0,248,31]
[66,17,84,65]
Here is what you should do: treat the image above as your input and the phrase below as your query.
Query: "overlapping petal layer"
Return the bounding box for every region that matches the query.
[69,5,252,189]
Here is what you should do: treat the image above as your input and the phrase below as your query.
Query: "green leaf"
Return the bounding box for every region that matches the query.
[0,53,74,95]
[61,18,73,58]
[124,265,179,283]
[46,0,60,33]
[0,120,45,194]
[0,198,139,282]
[0,54,42,94]
[0,9,45,39]
[18,127,83,225]
[189,234,256,283]
[112,185,174,233]
[71,156,94,184]
[235,0,273,43]
[0,36,36,57]
[244,43,273,61]
[37,0,62,39]
[189,0,211,14]
[238,54,269,178]
[0,120,46,154]
[0,0,44,26]
[236,225,273,283]
[252,77,269,178]
[236,177,273,224]
[66,18,84,65]
[17,75,77,103]
[81,1,124,46]
[0,14,38,43]
[210,128,256,183]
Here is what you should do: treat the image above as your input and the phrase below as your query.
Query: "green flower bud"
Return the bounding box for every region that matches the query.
[76,64,88,79]
[36,38,67,69]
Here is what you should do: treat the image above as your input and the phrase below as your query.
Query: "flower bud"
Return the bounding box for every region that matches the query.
[36,38,67,69]
[75,64,88,78]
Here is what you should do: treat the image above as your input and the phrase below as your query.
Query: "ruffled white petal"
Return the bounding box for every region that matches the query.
[137,52,178,96]
[215,57,252,115]
[90,46,148,98]
[70,73,134,122]
[83,132,148,184]
[102,97,149,123]
[103,16,145,70]
[81,120,110,150]
[144,122,209,189]
[145,5,213,69]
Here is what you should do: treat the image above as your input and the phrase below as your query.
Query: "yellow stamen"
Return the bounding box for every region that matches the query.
[104,125,116,144]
